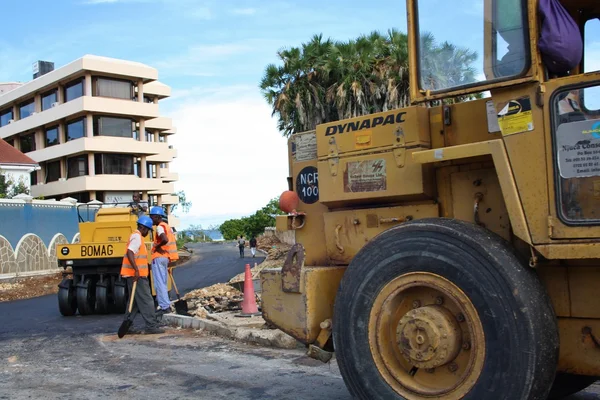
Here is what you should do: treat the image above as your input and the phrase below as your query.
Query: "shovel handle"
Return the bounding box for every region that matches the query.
[169,268,181,298]
[128,281,137,313]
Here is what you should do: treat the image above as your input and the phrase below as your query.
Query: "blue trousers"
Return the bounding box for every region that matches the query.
[152,257,170,310]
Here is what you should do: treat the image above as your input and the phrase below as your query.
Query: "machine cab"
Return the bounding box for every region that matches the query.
[407,0,600,250]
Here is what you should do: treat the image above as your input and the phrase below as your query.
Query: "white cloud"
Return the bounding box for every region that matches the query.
[232,8,257,15]
[166,86,289,229]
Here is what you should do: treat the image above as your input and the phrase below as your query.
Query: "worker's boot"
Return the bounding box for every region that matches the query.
[144,327,165,335]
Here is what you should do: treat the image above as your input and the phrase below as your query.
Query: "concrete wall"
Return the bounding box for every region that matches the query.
[0,197,78,275]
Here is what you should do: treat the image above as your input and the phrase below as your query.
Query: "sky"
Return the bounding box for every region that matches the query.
[0,1,598,229]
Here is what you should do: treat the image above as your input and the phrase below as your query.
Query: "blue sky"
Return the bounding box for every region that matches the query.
[1,1,598,229]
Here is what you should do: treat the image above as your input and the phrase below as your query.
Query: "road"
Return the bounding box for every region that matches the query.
[0,243,599,399]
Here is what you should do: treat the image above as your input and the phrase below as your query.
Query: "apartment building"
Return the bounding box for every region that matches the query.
[0,55,178,212]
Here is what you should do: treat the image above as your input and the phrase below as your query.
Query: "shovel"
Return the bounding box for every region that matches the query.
[169,268,189,315]
[118,280,137,338]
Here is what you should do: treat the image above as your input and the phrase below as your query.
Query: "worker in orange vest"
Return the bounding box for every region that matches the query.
[120,216,164,335]
[149,206,177,316]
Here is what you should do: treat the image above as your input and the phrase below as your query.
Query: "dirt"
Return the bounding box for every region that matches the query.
[0,272,63,302]
[183,283,245,318]
[229,235,291,284]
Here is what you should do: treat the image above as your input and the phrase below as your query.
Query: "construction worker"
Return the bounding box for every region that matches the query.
[149,206,177,316]
[120,216,164,334]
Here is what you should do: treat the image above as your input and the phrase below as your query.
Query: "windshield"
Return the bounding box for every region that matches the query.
[416,0,529,92]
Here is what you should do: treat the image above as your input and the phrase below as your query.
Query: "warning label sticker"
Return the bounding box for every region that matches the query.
[344,159,387,193]
[354,129,372,149]
[292,132,317,162]
[557,119,600,179]
[497,97,534,136]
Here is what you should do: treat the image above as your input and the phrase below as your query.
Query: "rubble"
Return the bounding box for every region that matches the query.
[183,283,245,318]
[0,273,63,302]
[229,235,291,284]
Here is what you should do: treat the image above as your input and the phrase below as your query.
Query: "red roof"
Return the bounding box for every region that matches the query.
[0,138,38,166]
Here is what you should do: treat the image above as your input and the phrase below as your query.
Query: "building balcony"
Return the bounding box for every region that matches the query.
[143,81,171,99]
[148,182,175,196]
[31,174,164,198]
[145,116,172,131]
[0,96,159,140]
[160,171,178,182]
[167,214,180,229]
[162,194,179,206]
[27,137,172,163]
[147,147,177,163]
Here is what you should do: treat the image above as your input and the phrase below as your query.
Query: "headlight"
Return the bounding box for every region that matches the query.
[66,261,73,266]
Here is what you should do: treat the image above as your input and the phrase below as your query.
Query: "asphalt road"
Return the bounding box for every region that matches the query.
[1,243,600,399]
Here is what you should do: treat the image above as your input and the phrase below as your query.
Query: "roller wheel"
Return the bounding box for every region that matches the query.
[548,373,598,399]
[57,279,77,316]
[113,278,127,314]
[95,283,109,314]
[76,278,96,316]
[333,218,559,400]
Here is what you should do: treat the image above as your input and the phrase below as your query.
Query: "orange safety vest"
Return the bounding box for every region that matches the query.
[121,230,149,277]
[153,222,178,261]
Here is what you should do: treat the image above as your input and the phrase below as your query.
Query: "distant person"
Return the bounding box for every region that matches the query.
[249,236,257,258]
[129,192,148,217]
[238,236,246,258]
[119,216,164,335]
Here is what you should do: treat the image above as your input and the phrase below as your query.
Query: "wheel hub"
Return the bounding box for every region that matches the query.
[397,305,461,369]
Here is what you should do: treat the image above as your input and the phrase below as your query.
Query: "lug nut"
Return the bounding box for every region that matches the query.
[448,362,458,373]
[412,300,421,309]
[435,296,444,305]
[462,341,471,351]
[456,313,465,322]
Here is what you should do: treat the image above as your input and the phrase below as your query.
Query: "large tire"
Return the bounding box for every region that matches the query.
[333,218,559,400]
[76,278,96,316]
[113,278,127,314]
[57,279,77,316]
[548,373,598,399]
[95,282,109,314]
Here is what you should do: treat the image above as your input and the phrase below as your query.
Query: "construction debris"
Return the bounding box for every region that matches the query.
[229,235,292,284]
[183,283,244,318]
[0,273,63,302]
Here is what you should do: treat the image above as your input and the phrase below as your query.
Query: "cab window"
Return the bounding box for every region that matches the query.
[553,82,600,224]
[416,0,529,92]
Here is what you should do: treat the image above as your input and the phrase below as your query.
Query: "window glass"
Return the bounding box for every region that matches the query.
[19,100,35,119]
[46,161,61,182]
[30,171,37,186]
[20,134,36,153]
[65,79,84,102]
[67,156,88,178]
[0,109,13,127]
[159,135,166,143]
[416,0,528,92]
[95,78,132,99]
[553,83,600,223]
[94,116,133,138]
[41,90,58,111]
[583,19,600,111]
[45,126,59,147]
[94,154,134,175]
[66,119,85,141]
[145,130,154,142]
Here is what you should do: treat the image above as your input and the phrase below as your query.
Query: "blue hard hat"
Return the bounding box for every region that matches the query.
[137,216,153,229]
[149,206,166,217]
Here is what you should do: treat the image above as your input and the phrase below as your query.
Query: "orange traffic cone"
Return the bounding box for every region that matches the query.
[239,263,260,317]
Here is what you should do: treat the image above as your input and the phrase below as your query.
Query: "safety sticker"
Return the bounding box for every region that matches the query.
[293,131,317,162]
[354,129,372,149]
[486,100,501,133]
[344,159,387,193]
[497,96,534,136]
[556,119,600,179]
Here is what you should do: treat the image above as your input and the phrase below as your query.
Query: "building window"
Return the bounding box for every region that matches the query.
[94,153,134,175]
[65,192,90,203]
[45,126,59,147]
[41,90,58,111]
[158,134,166,143]
[145,130,154,142]
[147,163,157,179]
[19,99,35,119]
[0,109,13,127]
[144,96,155,103]
[94,77,133,100]
[160,163,166,168]
[93,116,133,138]
[65,79,84,102]
[134,158,142,177]
[30,171,38,186]
[66,118,85,141]
[46,161,61,182]
[20,133,36,153]
[67,156,88,178]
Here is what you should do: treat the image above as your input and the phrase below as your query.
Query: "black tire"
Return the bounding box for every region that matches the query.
[333,218,559,400]
[57,279,77,316]
[76,278,96,316]
[548,373,598,399]
[113,278,127,314]
[95,283,109,314]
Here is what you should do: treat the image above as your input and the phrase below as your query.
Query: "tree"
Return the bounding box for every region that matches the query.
[260,30,477,137]
[0,171,29,199]
[171,190,192,214]
[218,197,285,240]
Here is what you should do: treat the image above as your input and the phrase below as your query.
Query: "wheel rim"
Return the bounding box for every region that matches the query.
[368,272,485,399]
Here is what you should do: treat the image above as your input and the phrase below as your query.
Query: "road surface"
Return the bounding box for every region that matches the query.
[0,243,599,399]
